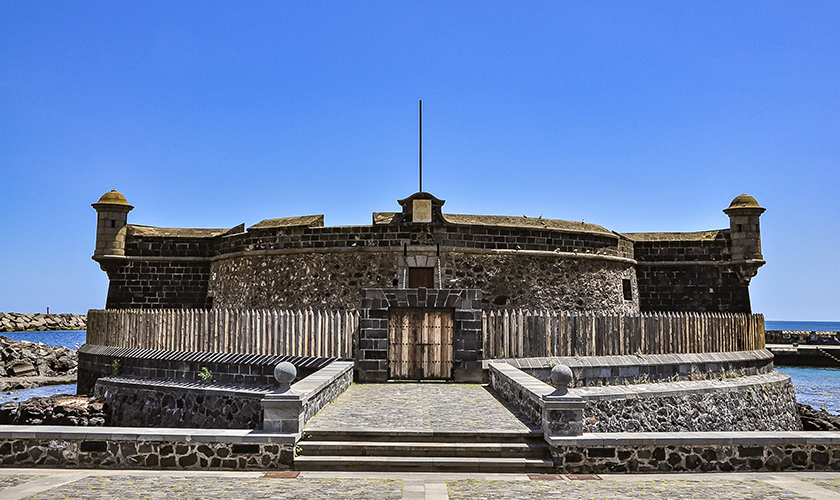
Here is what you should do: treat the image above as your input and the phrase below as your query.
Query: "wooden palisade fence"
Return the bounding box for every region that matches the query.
[86,309,359,358]
[87,309,764,359]
[483,311,765,359]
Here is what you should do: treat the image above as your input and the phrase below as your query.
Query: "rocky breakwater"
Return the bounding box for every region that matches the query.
[0,336,78,391]
[0,395,105,426]
[0,312,86,333]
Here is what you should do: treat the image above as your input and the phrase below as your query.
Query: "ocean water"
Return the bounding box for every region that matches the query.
[766,320,840,332]
[776,366,840,415]
[1,330,86,348]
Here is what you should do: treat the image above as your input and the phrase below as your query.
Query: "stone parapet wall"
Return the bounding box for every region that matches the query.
[77,344,335,395]
[577,371,800,432]
[0,313,86,332]
[502,350,774,387]
[549,432,840,473]
[94,377,268,429]
[210,223,628,258]
[630,232,729,262]
[0,426,294,470]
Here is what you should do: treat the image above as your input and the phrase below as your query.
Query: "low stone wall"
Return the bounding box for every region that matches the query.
[0,426,294,469]
[578,371,800,432]
[490,359,800,434]
[488,361,584,438]
[499,350,774,387]
[548,432,840,473]
[77,344,336,395]
[0,313,85,332]
[263,361,354,433]
[94,377,268,429]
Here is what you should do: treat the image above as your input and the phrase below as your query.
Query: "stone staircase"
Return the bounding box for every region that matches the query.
[294,428,554,472]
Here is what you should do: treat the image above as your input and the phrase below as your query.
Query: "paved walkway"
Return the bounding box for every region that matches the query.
[2,469,840,499]
[305,383,538,432]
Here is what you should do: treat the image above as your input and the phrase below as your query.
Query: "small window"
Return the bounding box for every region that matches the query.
[408,267,434,288]
[622,279,633,301]
[111,219,116,228]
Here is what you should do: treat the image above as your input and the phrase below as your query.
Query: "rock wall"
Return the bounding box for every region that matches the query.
[94,377,266,429]
[209,252,400,309]
[552,442,840,473]
[581,374,800,432]
[209,250,639,312]
[0,313,85,332]
[0,437,292,470]
[443,253,638,312]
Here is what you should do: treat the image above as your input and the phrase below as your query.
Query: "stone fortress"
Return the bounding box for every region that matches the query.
[59,188,824,473]
[92,189,766,315]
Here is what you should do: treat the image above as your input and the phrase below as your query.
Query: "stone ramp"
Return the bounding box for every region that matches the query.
[305,383,539,433]
[298,383,552,472]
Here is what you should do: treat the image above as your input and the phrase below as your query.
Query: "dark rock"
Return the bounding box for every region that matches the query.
[0,395,106,426]
[798,403,840,431]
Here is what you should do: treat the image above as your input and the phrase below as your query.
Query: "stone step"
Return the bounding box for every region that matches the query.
[302,428,543,443]
[298,440,550,458]
[294,455,555,473]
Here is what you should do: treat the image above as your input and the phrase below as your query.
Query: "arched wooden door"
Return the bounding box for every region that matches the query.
[388,308,454,380]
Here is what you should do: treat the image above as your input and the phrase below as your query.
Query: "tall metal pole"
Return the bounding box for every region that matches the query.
[419,100,423,193]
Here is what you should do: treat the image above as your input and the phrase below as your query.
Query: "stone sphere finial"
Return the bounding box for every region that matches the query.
[550,364,573,394]
[274,362,297,392]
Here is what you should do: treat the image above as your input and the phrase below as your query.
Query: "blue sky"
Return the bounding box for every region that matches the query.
[1,1,837,320]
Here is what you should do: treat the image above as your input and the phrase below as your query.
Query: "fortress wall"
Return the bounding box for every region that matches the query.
[211,223,628,258]
[443,252,638,313]
[636,265,751,313]
[208,252,400,310]
[105,260,212,309]
[208,250,637,312]
[631,233,751,313]
[125,236,215,258]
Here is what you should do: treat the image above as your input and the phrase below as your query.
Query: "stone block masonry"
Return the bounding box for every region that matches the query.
[549,432,840,473]
[0,426,295,470]
[94,377,268,429]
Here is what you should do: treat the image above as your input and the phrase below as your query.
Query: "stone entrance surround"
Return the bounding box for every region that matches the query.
[357,288,482,382]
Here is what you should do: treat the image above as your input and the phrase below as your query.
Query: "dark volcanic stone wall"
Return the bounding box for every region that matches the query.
[636,265,751,312]
[632,233,751,313]
[582,377,800,432]
[94,377,265,429]
[209,252,400,309]
[443,253,638,313]
[105,260,211,309]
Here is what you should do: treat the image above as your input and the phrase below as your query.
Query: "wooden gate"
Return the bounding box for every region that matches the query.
[388,308,454,380]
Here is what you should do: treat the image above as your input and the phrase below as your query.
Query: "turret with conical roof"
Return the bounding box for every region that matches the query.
[92,189,134,263]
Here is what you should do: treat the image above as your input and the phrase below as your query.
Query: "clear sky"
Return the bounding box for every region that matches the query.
[1,1,837,320]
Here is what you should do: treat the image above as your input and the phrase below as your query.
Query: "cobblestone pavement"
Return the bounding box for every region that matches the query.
[805,478,840,494]
[0,475,43,492]
[447,478,813,500]
[1,470,840,500]
[305,383,538,431]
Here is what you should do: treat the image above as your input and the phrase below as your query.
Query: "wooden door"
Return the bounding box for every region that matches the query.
[388,308,453,380]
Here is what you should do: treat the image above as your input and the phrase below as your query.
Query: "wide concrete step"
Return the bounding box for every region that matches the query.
[298,440,550,458]
[302,428,543,443]
[294,455,555,473]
